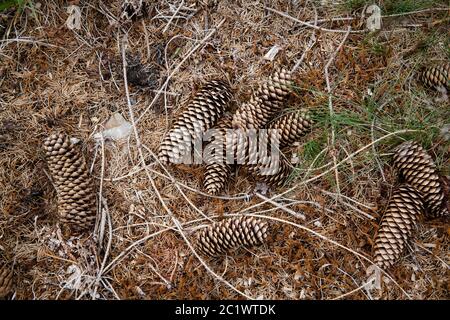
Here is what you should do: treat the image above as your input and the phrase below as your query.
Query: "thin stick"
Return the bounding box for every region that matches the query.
[370,99,392,183]
[140,145,213,222]
[328,194,375,220]
[141,20,151,60]
[103,227,175,274]
[324,27,351,200]
[371,115,387,182]
[382,7,449,18]
[332,280,372,300]
[301,7,449,26]
[42,253,78,265]
[302,147,330,180]
[291,5,318,72]
[162,0,185,33]
[92,197,113,299]
[135,248,172,287]
[320,189,375,211]
[265,7,364,34]
[94,135,106,241]
[255,193,306,220]
[101,278,121,300]
[0,37,68,51]
[414,242,450,269]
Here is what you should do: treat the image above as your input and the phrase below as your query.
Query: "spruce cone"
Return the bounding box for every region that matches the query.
[0,262,13,298]
[43,133,97,231]
[268,110,313,148]
[232,68,293,130]
[373,184,424,269]
[204,115,233,195]
[393,141,448,218]
[243,110,304,188]
[248,154,292,187]
[197,216,269,256]
[420,63,449,91]
[158,80,232,164]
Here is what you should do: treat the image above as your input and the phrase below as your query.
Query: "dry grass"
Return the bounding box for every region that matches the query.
[0,0,449,300]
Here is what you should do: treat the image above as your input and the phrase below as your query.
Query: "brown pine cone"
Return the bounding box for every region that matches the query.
[248,153,293,187]
[232,68,293,130]
[158,79,232,164]
[268,110,313,148]
[393,141,448,218]
[420,63,449,91]
[373,184,424,269]
[196,216,269,256]
[203,115,233,195]
[43,133,97,231]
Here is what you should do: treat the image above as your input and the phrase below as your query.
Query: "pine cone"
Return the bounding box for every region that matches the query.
[393,141,448,218]
[196,216,269,256]
[420,63,449,91]
[248,154,292,187]
[0,262,13,298]
[204,115,233,195]
[232,68,293,130]
[158,79,232,164]
[268,110,313,148]
[43,133,97,231]
[243,111,302,188]
[373,184,424,269]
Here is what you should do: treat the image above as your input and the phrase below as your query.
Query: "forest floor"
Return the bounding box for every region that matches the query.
[0,0,449,299]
